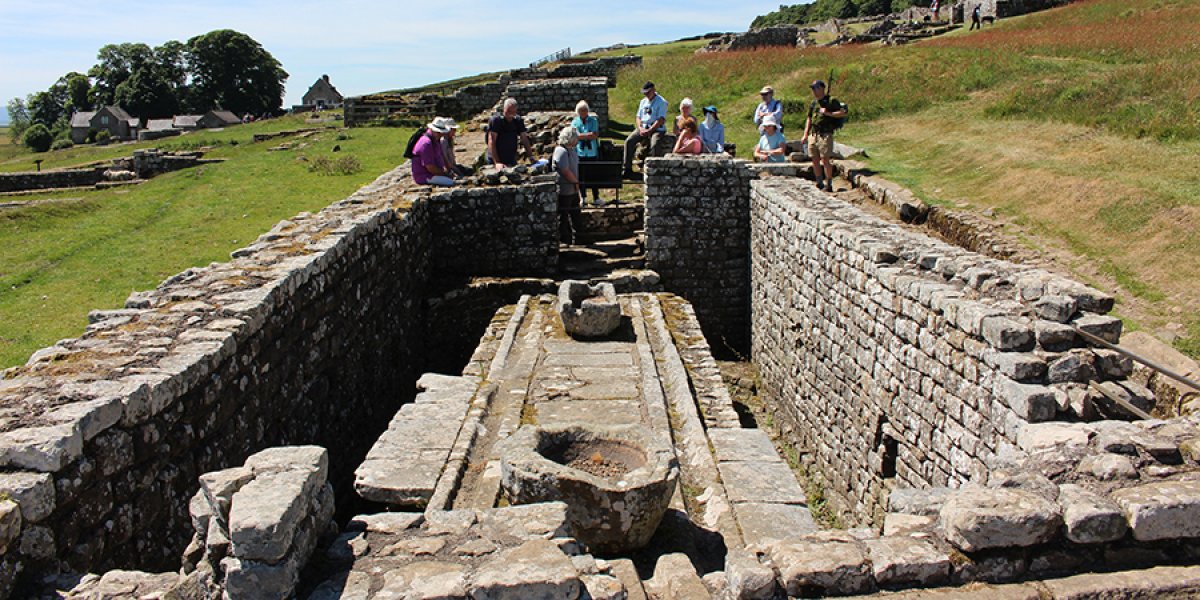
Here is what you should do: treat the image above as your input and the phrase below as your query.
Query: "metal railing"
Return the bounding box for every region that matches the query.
[530,47,572,68]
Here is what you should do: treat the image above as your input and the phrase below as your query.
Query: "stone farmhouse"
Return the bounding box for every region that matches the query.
[68,105,139,144]
[297,74,343,111]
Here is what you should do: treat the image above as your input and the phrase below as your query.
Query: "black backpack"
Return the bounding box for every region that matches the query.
[402,126,428,159]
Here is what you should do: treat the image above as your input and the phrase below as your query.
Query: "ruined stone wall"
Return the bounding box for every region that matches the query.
[644,156,756,354]
[0,168,103,192]
[502,77,609,131]
[749,178,1135,523]
[0,172,557,596]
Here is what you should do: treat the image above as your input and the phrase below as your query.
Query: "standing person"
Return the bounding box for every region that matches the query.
[699,105,725,154]
[673,98,696,135]
[622,81,668,180]
[411,119,455,186]
[801,79,849,191]
[754,86,784,132]
[672,117,702,155]
[488,98,535,169]
[970,4,982,29]
[552,127,583,245]
[754,117,787,163]
[572,100,601,205]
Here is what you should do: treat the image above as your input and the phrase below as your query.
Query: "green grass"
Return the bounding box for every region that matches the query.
[0,114,403,367]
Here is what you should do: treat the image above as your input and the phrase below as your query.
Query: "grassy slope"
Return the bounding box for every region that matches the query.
[0,114,405,367]
[597,0,1199,355]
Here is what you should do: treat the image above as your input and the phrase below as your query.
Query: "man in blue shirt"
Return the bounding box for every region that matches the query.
[754,86,784,132]
[622,81,668,179]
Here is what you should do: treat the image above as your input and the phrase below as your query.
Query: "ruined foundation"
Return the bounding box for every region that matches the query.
[3,143,1200,597]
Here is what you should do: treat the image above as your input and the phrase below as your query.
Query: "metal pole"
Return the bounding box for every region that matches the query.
[1087,381,1154,420]
[1072,326,1200,393]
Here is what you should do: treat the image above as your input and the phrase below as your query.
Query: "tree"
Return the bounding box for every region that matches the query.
[115,65,178,120]
[89,43,153,106]
[27,90,66,130]
[154,41,191,111]
[187,30,287,116]
[857,0,893,15]
[22,123,53,152]
[61,72,92,113]
[6,98,31,142]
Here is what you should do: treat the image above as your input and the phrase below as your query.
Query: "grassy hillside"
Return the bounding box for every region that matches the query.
[601,0,1199,355]
[0,114,406,367]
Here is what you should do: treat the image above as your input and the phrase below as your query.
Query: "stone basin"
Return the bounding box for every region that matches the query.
[499,424,679,554]
[558,280,621,338]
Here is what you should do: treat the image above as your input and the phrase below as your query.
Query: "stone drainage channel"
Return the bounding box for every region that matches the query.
[338,290,817,598]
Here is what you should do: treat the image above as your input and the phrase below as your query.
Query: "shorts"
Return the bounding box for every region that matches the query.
[808,131,834,158]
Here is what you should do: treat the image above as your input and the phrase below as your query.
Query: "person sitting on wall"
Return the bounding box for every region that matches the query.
[438,117,473,178]
[754,116,787,163]
[553,126,584,245]
[673,97,696,135]
[754,86,784,132]
[699,105,725,154]
[802,79,849,191]
[412,119,455,186]
[672,117,703,155]
[488,98,535,169]
[572,100,602,205]
[622,81,669,180]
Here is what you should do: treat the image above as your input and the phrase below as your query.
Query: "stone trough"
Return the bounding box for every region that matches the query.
[557,280,621,338]
[499,423,678,554]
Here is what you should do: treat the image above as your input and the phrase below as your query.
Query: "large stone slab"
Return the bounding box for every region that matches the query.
[354,457,444,506]
[0,471,55,522]
[1057,483,1127,544]
[535,399,643,426]
[734,502,818,546]
[864,536,951,588]
[1112,480,1200,541]
[708,428,781,463]
[469,539,581,600]
[542,353,633,368]
[939,488,1062,552]
[718,461,806,505]
[766,536,874,596]
[228,468,319,562]
[379,560,469,599]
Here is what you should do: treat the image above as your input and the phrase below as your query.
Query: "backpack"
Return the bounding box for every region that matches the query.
[810,97,849,132]
[402,126,427,159]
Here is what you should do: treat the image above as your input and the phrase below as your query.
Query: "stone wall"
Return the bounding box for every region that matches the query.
[750,178,1137,524]
[0,168,103,193]
[501,77,610,131]
[0,170,557,596]
[699,26,802,53]
[644,156,756,354]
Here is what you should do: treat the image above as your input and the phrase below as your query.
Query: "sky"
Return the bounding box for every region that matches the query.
[0,0,787,124]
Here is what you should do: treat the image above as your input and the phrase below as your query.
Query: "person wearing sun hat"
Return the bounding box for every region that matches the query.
[699,105,725,154]
[754,116,787,163]
[754,85,784,132]
[436,116,472,178]
[411,118,455,186]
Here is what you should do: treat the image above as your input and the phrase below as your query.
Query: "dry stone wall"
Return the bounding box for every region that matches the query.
[750,178,1137,524]
[0,169,557,597]
[643,156,757,354]
[501,77,610,131]
[0,168,103,193]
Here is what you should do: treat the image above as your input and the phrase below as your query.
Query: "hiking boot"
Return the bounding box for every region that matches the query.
[815,180,826,191]
[827,179,836,191]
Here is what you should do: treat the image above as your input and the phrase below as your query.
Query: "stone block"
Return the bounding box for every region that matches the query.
[1047,350,1097,384]
[0,423,83,472]
[1057,484,1127,544]
[1073,314,1122,344]
[734,502,818,546]
[725,547,777,600]
[0,471,55,523]
[221,555,301,600]
[1112,480,1200,541]
[983,351,1046,382]
[888,487,955,516]
[865,536,951,588]
[995,379,1057,422]
[718,461,807,504]
[469,539,581,600]
[939,488,1062,552]
[981,316,1034,351]
[766,536,874,596]
[229,469,318,562]
[0,501,20,555]
[379,560,469,599]
[708,428,780,463]
[1033,295,1077,323]
[647,553,711,600]
[245,445,329,481]
[883,513,936,536]
[345,512,424,534]
[1076,454,1138,481]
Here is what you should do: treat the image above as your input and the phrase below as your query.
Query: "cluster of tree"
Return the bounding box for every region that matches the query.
[8,30,287,151]
[751,0,924,29]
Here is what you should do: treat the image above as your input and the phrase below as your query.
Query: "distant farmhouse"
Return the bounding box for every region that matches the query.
[70,106,140,144]
[295,75,343,111]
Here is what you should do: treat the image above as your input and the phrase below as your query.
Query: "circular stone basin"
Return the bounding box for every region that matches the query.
[500,424,679,554]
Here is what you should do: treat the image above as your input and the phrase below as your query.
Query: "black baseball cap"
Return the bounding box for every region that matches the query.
[642,81,656,92]
[811,80,826,89]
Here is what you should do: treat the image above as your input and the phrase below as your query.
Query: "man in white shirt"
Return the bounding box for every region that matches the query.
[622,81,669,179]
[754,86,784,132]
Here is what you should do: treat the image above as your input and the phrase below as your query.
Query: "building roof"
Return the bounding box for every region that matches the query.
[103,105,135,122]
[71,111,97,128]
[174,115,202,128]
[206,110,241,125]
[146,119,176,131]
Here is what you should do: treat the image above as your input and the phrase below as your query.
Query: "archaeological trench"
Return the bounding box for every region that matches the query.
[2,63,1200,600]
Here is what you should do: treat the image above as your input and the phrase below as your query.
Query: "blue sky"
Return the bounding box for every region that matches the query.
[0,0,786,124]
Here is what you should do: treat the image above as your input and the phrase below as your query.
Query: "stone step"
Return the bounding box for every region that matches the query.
[590,237,643,258]
[558,246,609,263]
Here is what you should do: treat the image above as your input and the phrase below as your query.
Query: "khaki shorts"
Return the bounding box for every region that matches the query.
[808,131,834,158]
